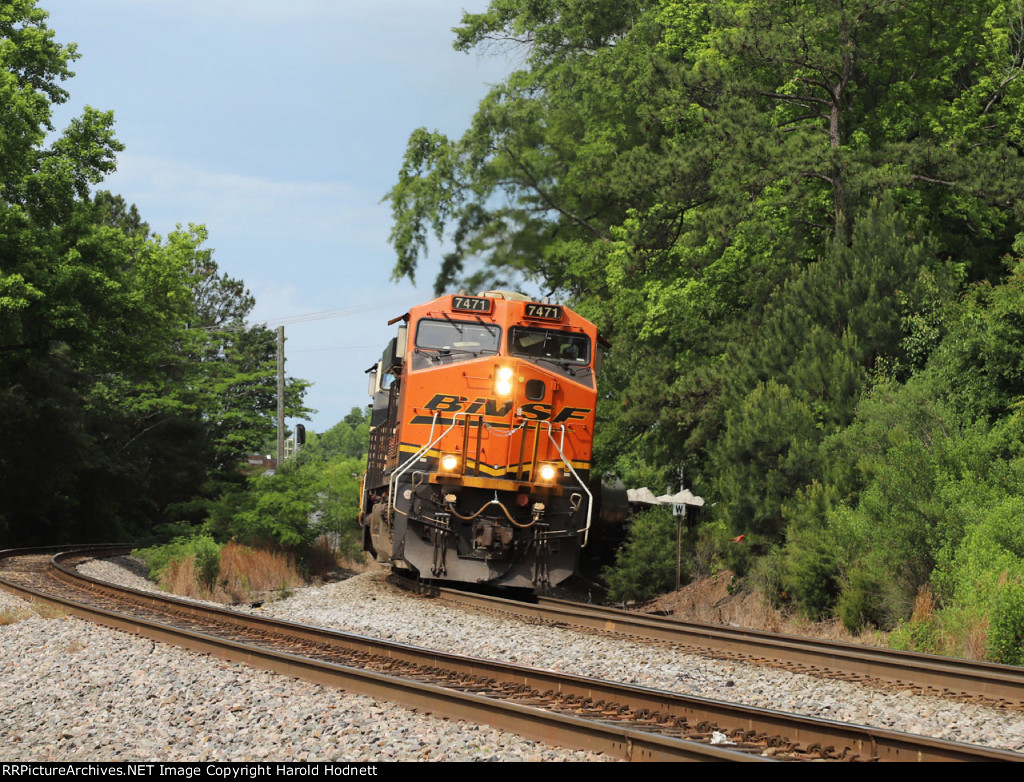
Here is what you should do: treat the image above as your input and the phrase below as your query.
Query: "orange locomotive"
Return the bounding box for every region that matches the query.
[359,290,600,588]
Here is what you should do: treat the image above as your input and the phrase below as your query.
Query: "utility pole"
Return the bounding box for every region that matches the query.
[277,325,285,467]
[676,465,685,590]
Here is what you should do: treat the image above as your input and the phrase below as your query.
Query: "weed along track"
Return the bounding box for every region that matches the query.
[1,547,1020,762]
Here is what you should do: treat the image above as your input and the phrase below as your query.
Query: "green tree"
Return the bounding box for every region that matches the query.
[380,1,1024,622]
[711,379,820,538]
[387,0,1024,507]
[603,506,678,602]
[301,408,370,462]
[0,3,311,544]
[204,411,370,556]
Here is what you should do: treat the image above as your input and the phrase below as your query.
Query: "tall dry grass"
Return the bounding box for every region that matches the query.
[884,585,992,659]
[158,543,305,604]
[219,543,304,601]
[959,615,990,660]
[920,587,989,661]
[911,583,937,622]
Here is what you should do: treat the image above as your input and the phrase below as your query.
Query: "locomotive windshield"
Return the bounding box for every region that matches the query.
[412,318,501,369]
[509,326,592,383]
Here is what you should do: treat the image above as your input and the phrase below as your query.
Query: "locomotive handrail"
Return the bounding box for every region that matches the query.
[387,409,463,522]
[545,422,594,548]
[387,409,439,520]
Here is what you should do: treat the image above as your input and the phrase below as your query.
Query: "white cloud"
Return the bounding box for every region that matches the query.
[108,152,390,249]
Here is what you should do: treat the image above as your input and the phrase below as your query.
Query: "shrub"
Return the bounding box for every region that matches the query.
[783,530,841,620]
[134,534,222,582]
[837,566,885,634]
[603,507,678,602]
[193,535,221,590]
[688,521,729,580]
[747,547,788,609]
[889,586,941,654]
[988,581,1024,665]
[935,495,1024,610]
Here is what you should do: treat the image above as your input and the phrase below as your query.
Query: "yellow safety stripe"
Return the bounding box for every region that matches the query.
[397,443,590,476]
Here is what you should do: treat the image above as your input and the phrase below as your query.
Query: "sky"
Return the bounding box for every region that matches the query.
[41,0,515,435]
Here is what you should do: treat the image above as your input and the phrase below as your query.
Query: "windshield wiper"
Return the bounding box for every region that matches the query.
[534,355,588,376]
[441,313,464,336]
[413,348,442,363]
[473,315,499,337]
[416,347,494,362]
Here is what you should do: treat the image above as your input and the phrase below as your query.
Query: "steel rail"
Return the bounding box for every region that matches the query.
[434,586,1024,707]
[0,547,755,763]
[2,547,1020,761]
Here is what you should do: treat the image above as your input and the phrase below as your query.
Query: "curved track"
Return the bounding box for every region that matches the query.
[1,547,1020,762]
[434,585,1024,710]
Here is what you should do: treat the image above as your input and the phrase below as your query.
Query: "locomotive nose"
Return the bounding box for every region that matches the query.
[360,291,598,589]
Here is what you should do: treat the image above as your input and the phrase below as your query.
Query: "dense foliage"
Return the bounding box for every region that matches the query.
[389,0,1024,650]
[138,409,370,591]
[0,2,309,546]
[603,507,678,602]
[204,409,369,561]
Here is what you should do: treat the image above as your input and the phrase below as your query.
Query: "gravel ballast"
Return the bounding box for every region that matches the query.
[246,572,1024,753]
[5,557,1024,760]
[0,583,605,762]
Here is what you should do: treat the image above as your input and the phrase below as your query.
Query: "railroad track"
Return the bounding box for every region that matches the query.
[1,547,1019,762]
[431,585,1024,710]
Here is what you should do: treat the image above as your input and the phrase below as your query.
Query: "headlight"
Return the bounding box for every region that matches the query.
[537,463,559,482]
[495,365,514,396]
[439,453,462,474]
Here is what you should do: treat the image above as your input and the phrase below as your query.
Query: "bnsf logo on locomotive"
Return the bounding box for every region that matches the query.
[413,393,592,423]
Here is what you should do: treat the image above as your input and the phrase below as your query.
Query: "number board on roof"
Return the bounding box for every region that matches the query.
[523,302,563,320]
[451,295,493,314]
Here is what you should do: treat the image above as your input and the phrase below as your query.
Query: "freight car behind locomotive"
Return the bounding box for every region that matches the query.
[358,291,602,589]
